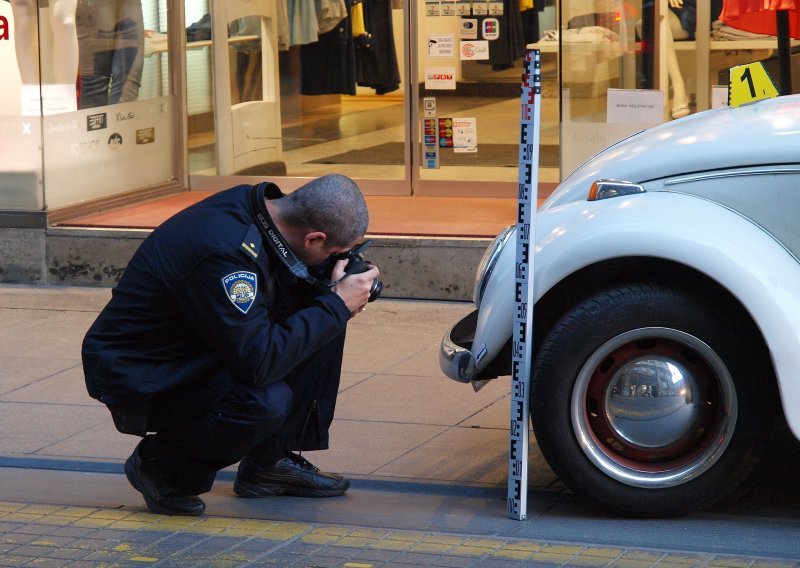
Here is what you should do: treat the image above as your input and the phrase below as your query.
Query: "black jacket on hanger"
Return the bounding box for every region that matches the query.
[355,0,401,95]
[300,0,357,95]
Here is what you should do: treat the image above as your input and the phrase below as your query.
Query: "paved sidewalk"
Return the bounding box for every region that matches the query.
[2,499,798,568]
[1,284,800,567]
[0,284,554,489]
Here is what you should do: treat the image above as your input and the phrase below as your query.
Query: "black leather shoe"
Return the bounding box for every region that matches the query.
[234,452,349,498]
[125,445,206,516]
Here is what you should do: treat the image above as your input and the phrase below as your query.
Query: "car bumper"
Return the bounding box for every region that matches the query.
[439,310,480,383]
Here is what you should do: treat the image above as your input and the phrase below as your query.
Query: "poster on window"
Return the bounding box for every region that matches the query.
[452,117,477,153]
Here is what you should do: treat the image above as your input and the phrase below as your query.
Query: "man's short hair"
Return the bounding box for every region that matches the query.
[281,174,369,248]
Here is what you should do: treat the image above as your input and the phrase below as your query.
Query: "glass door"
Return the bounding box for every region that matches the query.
[412,0,558,197]
[187,0,410,195]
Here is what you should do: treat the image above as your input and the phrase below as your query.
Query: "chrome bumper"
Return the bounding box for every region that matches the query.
[439,310,479,383]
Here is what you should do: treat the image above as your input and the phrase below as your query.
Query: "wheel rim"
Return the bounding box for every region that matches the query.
[571,327,737,488]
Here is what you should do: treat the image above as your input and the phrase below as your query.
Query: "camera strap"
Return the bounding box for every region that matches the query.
[249,183,319,286]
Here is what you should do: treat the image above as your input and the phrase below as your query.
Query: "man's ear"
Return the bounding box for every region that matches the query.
[303,231,327,248]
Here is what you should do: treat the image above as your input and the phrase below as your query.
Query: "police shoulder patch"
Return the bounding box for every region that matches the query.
[221,271,258,314]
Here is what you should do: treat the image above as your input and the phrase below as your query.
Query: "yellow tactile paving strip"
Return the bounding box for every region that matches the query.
[0,501,796,567]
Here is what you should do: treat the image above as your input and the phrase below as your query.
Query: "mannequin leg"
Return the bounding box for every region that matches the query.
[10,0,39,84]
[50,0,80,85]
[666,10,690,118]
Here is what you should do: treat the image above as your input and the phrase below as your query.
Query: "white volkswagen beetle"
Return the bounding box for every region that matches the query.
[440,94,800,518]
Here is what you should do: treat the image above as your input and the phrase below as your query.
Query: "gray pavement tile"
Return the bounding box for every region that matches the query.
[0,402,108,454]
[49,527,95,539]
[390,550,444,564]
[385,342,451,377]
[0,357,80,396]
[429,556,486,567]
[25,559,74,567]
[351,299,472,328]
[26,419,129,461]
[375,426,556,486]
[7,544,61,557]
[1,365,98,406]
[307,420,447,477]
[41,548,93,560]
[342,328,432,374]
[0,285,110,312]
[333,372,510,426]
[27,535,77,547]
[250,551,306,565]
[339,371,375,392]
[10,524,61,536]
[460,394,516,429]
[0,531,36,544]
[0,557,29,568]
[292,555,349,567]
[0,310,96,360]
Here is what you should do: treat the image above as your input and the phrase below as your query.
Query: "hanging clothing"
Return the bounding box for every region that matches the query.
[300,0,356,95]
[720,0,800,37]
[288,0,320,45]
[316,0,348,34]
[355,0,401,95]
[277,0,290,51]
[468,0,526,70]
[669,0,697,39]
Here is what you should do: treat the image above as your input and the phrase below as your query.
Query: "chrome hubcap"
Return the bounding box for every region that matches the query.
[572,328,737,488]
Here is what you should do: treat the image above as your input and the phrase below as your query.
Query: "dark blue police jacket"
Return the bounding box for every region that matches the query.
[81,183,351,410]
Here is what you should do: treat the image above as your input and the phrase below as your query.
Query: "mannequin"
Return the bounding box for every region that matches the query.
[10,0,79,84]
[76,0,144,109]
[666,0,691,118]
[638,0,692,119]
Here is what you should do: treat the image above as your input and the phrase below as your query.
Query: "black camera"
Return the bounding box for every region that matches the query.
[337,240,382,302]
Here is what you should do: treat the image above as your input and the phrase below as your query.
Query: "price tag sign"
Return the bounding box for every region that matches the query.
[728,62,778,108]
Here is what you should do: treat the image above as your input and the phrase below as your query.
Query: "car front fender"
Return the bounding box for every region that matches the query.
[470,191,800,438]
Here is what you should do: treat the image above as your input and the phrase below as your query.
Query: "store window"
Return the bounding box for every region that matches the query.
[0,0,180,212]
[414,0,558,196]
[185,0,408,187]
[552,0,795,178]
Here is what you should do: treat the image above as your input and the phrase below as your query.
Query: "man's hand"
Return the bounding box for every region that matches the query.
[330,259,380,316]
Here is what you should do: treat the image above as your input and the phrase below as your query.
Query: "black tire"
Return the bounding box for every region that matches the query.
[531,284,776,517]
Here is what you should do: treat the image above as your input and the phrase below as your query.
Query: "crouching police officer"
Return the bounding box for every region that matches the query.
[82,174,380,516]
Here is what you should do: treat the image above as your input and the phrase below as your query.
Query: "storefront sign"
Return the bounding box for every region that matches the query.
[606,89,663,124]
[452,117,477,153]
[459,19,478,40]
[427,34,454,57]
[472,1,489,15]
[87,113,107,131]
[438,118,454,147]
[482,18,500,40]
[136,127,155,144]
[425,67,456,90]
[460,40,489,61]
[425,0,440,16]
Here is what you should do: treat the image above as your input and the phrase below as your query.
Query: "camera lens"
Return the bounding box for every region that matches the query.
[369,278,383,302]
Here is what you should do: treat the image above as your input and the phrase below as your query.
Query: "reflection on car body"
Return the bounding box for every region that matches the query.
[440,95,800,517]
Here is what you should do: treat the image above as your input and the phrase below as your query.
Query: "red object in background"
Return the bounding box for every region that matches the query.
[720,0,800,37]
[720,0,800,95]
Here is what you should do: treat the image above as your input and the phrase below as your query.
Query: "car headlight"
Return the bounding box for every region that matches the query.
[473,225,515,308]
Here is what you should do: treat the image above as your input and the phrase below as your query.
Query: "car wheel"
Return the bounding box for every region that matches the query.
[531,284,776,517]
